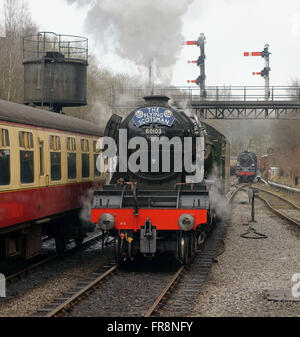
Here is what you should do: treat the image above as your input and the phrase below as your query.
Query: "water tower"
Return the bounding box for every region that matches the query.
[23,32,88,113]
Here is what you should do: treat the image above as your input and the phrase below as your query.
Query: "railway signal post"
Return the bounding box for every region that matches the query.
[248,188,259,222]
[244,44,271,100]
[185,33,207,100]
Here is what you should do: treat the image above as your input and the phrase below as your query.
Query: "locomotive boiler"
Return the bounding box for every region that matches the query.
[91,96,230,264]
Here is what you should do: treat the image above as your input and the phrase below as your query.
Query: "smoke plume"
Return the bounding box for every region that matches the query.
[208,166,231,222]
[79,188,94,224]
[66,0,193,83]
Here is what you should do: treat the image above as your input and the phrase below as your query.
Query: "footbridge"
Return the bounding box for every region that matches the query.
[109,86,300,120]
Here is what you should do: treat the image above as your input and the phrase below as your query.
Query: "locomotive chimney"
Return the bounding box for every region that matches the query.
[143,95,170,106]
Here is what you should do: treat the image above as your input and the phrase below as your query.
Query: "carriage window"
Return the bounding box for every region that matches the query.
[29,133,33,148]
[20,151,34,184]
[0,129,10,186]
[0,150,10,185]
[81,139,90,178]
[39,141,44,176]
[82,153,90,178]
[49,136,53,150]
[67,153,77,179]
[0,129,9,147]
[50,152,61,181]
[19,131,34,149]
[81,139,89,152]
[67,137,76,151]
[49,135,61,151]
[67,137,76,180]
[18,131,34,184]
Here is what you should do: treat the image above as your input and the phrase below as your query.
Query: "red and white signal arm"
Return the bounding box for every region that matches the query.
[244,52,262,57]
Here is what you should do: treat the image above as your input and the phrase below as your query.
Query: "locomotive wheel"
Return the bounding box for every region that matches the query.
[188,234,195,258]
[197,232,206,249]
[179,236,189,265]
[114,236,122,264]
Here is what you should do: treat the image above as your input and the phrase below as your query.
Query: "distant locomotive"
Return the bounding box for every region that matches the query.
[91,96,230,264]
[0,99,105,259]
[236,150,257,183]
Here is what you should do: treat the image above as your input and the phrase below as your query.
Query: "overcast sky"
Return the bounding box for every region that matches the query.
[1,0,300,87]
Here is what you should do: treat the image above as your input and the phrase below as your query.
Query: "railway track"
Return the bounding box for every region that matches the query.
[144,186,239,317]
[4,232,112,284]
[254,185,300,210]
[33,259,177,317]
[238,184,300,227]
[257,195,300,227]
[144,227,226,317]
[33,186,236,318]
[228,183,249,202]
[35,226,227,318]
[35,263,118,317]
[30,183,298,318]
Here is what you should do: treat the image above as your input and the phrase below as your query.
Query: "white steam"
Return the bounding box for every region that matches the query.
[66,0,193,83]
[79,188,94,223]
[208,166,231,222]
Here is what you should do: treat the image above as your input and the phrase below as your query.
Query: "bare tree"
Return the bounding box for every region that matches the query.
[0,0,37,103]
[268,81,300,186]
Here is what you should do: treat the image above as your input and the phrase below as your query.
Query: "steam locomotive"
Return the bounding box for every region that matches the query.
[91,96,230,264]
[236,150,257,183]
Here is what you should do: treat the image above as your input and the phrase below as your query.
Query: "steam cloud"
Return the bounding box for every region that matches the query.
[208,166,231,222]
[66,0,193,83]
[79,188,94,224]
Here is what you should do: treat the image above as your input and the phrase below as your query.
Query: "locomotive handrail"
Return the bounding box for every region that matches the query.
[120,184,129,208]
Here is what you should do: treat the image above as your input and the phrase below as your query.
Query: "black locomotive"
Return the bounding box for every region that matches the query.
[91,96,230,264]
[236,150,257,183]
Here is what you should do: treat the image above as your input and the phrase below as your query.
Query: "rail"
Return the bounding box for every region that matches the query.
[44,265,118,317]
[268,181,300,194]
[254,186,300,210]
[257,195,300,227]
[144,266,185,317]
[5,232,109,283]
[238,185,300,227]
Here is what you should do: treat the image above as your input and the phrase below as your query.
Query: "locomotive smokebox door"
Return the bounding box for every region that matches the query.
[140,218,157,254]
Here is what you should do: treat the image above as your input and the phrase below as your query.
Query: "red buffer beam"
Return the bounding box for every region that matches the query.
[252,72,262,75]
[183,41,197,45]
[187,80,199,84]
[244,52,262,56]
[188,60,197,64]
